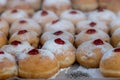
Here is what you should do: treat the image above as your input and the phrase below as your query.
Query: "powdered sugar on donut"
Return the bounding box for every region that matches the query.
[44,19,75,34]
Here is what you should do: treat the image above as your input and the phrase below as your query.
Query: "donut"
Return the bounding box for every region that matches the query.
[100,47,120,77]
[18,49,59,78]
[42,38,76,68]
[75,28,110,47]
[40,30,74,45]
[42,0,72,15]
[76,39,113,68]
[60,9,87,25]
[9,30,39,48]
[0,50,17,79]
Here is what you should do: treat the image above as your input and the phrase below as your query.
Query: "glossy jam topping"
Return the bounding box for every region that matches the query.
[0,51,4,54]
[114,48,120,52]
[28,49,39,55]
[89,22,96,27]
[70,10,77,14]
[18,30,27,35]
[19,20,27,24]
[93,39,104,45]
[97,7,104,12]
[86,29,96,34]
[11,41,21,46]
[52,19,59,24]
[54,38,65,45]
[41,10,48,16]
[11,9,18,13]
[53,31,63,35]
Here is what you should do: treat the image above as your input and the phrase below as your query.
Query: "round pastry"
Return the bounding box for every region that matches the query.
[75,28,110,47]
[9,18,42,35]
[40,30,74,45]
[44,19,75,35]
[0,18,9,36]
[88,7,116,25]
[0,31,7,48]
[60,9,87,25]
[9,30,39,48]
[72,0,98,12]
[0,50,17,80]
[110,18,120,35]
[42,38,76,68]
[6,0,42,16]
[42,0,72,16]
[111,28,120,47]
[1,9,29,24]
[1,41,33,56]
[32,10,59,28]
[76,39,113,68]
[0,0,7,13]
[18,49,59,79]
[76,20,109,34]
[100,47,120,77]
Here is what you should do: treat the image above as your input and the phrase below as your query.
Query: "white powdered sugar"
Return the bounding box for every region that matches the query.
[10,18,42,35]
[42,38,75,55]
[17,52,28,60]
[39,49,55,60]
[44,19,75,34]
[76,20,108,33]
[43,0,71,7]
[112,28,120,36]
[76,39,113,58]
[60,9,87,24]
[41,30,74,43]
[1,41,34,56]
[88,9,117,24]
[100,49,115,62]
[32,10,58,25]
[0,51,15,62]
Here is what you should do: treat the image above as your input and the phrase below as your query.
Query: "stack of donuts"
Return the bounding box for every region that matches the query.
[0,0,120,79]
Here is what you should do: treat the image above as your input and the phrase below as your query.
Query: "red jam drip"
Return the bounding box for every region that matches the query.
[93,39,104,45]
[54,38,65,45]
[53,31,63,35]
[114,48,120,52]
[70,10,77,14]
[89,22,96,27]
[41,10,48,16]
[0,51,4,54]
[19,20,27,24]
[97,7,104,12]
[11,9,18,13]
[28,49,39,55]
[18,30,27,35]
[52,19,59,24]
[86,29,96,34]
[11,41,21,46]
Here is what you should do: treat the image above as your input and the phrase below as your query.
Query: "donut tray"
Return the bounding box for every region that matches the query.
[8,63,120,80]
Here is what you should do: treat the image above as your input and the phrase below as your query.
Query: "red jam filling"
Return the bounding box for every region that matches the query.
[19,20,27,24]
[93,39,104,45]
[86,29,96,34]
[97,7,104,12]
[52,19,59,24]
[18,30,27,35]
[54,38,65,45]
[11,41,21,46]
[70,10,77,14]
[89,22,96,27]
[41,10,48,16]
[28,49,39,55]
[11,9,18,13]
[53,31,63,35]
[114,48,120,52]
[0,51,4,54]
